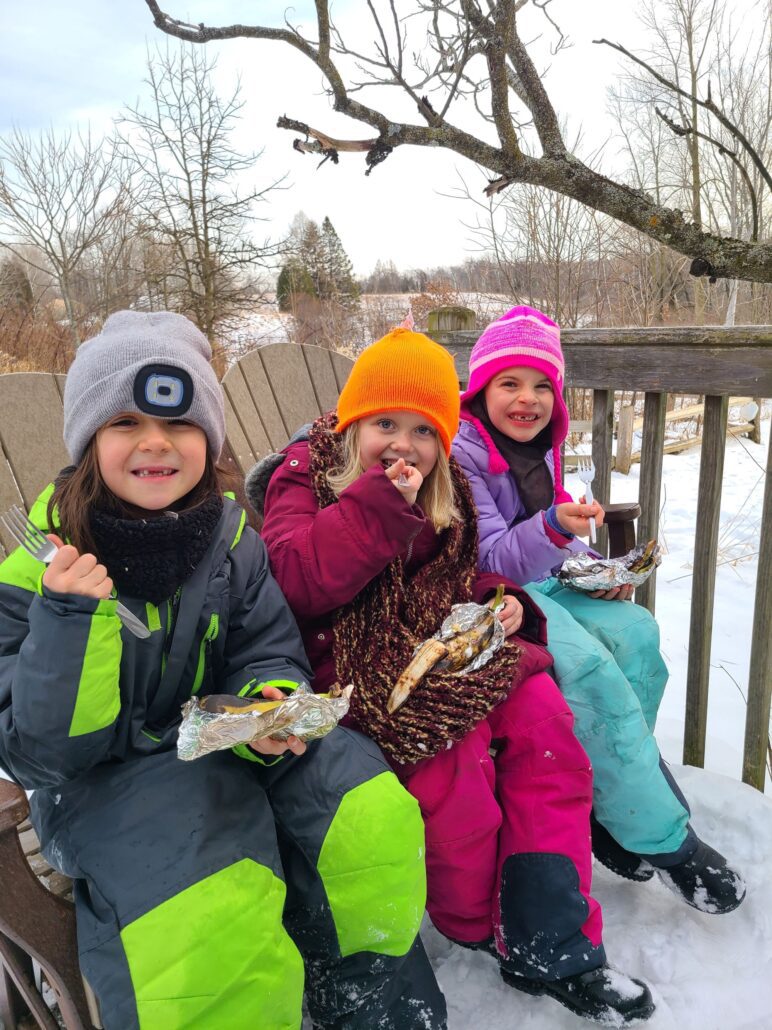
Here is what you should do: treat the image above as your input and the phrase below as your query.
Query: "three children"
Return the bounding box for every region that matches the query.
[0,305,745,1029]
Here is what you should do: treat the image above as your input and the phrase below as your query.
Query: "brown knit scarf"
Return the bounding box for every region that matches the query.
[308,412,522,766]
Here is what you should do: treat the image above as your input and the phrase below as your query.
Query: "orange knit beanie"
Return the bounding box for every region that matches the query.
[336,328,460,454]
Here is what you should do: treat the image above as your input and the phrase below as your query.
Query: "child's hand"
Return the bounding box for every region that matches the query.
[554,500,605,537]
[384,458,423,507]
[589,585,634,601]
[42,535,114,600]
[497,594,523,637]
[249,685,307,757]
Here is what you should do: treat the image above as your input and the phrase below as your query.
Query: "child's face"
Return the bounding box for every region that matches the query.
[483,365,554,443]
[96,412,208,511]
[358,411,440,480]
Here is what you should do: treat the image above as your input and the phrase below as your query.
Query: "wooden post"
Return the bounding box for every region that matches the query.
[616,403,635,475]
[635,392,667,613]
[742,425,772,790]
[426,307,476,333]
[683,395,729,770]
[749,397,762,444]
[591,390,614,557]
[426,308,476,389]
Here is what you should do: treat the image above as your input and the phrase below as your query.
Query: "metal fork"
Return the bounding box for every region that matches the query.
[576,457,597,544]
[0,505,150,639]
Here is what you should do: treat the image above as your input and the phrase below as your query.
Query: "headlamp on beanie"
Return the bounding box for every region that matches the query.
[62,310,226,463]
[134,365,194,417]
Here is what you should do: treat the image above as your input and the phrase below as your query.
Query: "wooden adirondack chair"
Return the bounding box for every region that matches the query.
[0,343,638,1029]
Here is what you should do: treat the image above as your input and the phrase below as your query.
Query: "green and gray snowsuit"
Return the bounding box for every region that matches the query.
[0,487,445,1030]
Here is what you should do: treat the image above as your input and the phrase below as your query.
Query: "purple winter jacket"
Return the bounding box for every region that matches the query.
[452,416,592,585]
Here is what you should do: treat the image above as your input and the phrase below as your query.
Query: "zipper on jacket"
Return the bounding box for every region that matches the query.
[191,612,220,694]
[404,526,422,567]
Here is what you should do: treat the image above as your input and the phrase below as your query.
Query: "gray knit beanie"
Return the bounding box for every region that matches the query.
[63,310,226,463]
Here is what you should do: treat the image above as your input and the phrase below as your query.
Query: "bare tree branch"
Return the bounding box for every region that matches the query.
[143,0,772,283]
[595,36,772,194]
[655,105,759,242]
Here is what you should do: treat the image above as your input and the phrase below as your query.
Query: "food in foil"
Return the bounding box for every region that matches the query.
[387,585,507,714]
[557,540,662,593]
[177,682,353,761]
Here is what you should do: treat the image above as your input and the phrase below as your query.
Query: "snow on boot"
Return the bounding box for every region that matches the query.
[591,814,654,883]
[500,963,655,1026]
[655,839,746,914]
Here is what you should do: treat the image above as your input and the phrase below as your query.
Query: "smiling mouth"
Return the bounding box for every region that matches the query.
[508,413,540,424]
[131,469,178,478]
[381,458,416,468]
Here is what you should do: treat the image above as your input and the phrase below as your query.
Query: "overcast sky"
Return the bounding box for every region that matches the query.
[0,1,759,276]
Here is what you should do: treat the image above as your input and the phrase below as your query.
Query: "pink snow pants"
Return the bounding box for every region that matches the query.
[404,671,605,979]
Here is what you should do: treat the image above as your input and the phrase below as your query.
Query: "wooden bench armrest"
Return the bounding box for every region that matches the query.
[602,502,640,558]
[604,502,641,523]
[0,778,29,834]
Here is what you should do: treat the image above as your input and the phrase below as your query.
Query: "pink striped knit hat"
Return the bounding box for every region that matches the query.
[460,307,570,494]
[460,306,569,447]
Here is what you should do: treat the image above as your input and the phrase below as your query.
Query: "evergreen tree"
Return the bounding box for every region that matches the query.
[320,216,360,307]
[276,258,316,312]
[297,218,326,298]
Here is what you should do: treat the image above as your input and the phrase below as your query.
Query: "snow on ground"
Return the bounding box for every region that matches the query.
[427,764,772,1030]
[421,417,772,1030]
[2,411,769,1030]
[605,415,770,794]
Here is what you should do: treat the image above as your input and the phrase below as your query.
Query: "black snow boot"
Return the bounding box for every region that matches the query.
[501,963,655,1026]
[591,814,654,882]
[655,839,746,913]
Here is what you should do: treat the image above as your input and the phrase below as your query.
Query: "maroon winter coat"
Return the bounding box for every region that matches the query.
[259,440,552,693]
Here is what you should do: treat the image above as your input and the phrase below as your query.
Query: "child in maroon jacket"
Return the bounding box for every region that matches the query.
[251,325,654,1026]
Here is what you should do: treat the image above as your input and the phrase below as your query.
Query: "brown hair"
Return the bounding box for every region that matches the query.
[47,437,236,556]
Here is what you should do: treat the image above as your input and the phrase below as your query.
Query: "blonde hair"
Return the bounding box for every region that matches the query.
[326,423,460,531]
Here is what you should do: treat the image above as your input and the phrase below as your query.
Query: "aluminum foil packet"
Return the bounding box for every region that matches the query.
[177,683,353,761]
[431,598,506,675]
[387,589,509,715]
[557,540,662,593]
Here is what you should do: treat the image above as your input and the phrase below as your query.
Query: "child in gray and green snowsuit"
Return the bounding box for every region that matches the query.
[0,311,446,1030]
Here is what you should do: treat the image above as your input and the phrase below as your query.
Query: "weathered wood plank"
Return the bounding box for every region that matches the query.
[591,390,614,557]
[228,349,288,450]
[616,403,635,475]
[742,427,772,790]
[0,451,25,560]
[432,327,772,396]
[683,395,729,770]
[434,325,772,348]
[330,351,354,392]
[0,374,68,511]
[443,344,771,395]
[222,390,257,474]
[301,347,346,414]
[635,393,667,613]
[258,345,324,439]
[221,363,273,460]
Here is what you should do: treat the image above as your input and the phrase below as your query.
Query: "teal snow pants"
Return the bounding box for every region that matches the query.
[525,577,691,858]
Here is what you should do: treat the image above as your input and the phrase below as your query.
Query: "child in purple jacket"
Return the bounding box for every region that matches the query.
[254,325,655,1026]
[452,305,745,915]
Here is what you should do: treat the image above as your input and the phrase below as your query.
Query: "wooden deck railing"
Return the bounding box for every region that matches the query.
[431,324,772,792]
